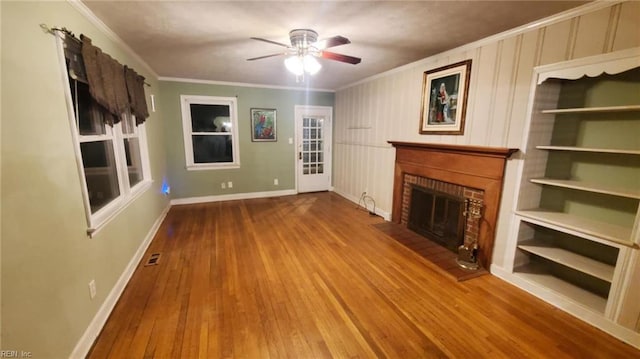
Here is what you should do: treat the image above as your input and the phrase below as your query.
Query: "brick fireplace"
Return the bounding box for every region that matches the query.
[402,175,483,253]
[389,142,517,269]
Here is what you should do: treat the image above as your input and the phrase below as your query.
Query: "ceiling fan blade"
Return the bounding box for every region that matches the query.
[250,37,290,48]
[315,36,350,50]
[320,51,361,65]
[247,53,287,61]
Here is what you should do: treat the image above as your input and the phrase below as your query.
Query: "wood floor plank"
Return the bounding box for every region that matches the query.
[87,192,639,358]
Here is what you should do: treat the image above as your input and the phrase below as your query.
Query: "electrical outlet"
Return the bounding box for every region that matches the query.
[274,178,279,186]
[221,182,226,189]
[227,181,233,188]
[88,280,97,300]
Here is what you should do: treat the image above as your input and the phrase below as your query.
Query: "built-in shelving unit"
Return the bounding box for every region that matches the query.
[529,178,640,199]
[541,104,640,114]
[516,210,632,245]
[503,47,640,346]
[535,145,640,155]
[514,262,609,313]
[518,240,615,282]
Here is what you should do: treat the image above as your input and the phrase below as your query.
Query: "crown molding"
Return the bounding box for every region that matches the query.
[66,0,158,79]
[338,0,624,91]
[158,76,335,93]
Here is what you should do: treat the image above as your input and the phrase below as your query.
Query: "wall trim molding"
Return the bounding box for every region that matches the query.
[69,203,171,359]
[66,0,158,78]
[491,264,640,350]
[170,189,298,206]
[159,76,335,93]
[338,1,623,91]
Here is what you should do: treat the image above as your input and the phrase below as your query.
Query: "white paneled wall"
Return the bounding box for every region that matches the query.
[333,1,640,267]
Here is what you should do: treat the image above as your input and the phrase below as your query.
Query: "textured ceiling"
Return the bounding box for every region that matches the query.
[82,1,590,90]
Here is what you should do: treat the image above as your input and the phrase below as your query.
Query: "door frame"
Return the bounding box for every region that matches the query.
[294,105,333,193]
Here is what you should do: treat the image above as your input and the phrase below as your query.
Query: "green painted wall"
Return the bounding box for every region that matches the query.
[1,2,168,357]
[160,81,334,199]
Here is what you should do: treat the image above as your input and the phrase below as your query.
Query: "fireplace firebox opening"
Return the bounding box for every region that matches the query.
[401,174,486,270]
[408,186,465,252]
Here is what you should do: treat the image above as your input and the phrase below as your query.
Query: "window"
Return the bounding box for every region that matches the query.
[58,35,151,233]
[180,95,240,170]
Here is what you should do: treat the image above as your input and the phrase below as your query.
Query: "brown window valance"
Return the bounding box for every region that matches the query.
[65,34,149,125]
[124,65,149,124]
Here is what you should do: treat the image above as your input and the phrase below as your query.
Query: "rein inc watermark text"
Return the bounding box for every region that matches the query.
[0,351,32,358]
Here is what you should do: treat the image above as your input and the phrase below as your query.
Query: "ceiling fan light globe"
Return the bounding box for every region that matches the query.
[303,55,322,75]
[284,56,304,76]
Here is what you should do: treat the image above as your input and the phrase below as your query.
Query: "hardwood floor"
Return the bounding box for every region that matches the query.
[88,192,639,358]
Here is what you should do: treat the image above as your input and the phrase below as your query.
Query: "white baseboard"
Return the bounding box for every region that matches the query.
[69,203,171,359]
[491,264,640,350]
[170,189,297,205]
[332,188,391,221]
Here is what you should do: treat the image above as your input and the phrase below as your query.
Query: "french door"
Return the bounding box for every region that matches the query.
[295,106,332,193]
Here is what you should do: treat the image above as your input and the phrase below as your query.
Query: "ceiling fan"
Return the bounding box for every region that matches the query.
[247,29,361,79]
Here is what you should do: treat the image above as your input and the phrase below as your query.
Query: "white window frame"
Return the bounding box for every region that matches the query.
[55,33,152,236]
[180,95,240,170]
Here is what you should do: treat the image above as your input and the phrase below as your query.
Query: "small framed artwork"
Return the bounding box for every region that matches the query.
[251,108,277,141]
[419,59,472,135]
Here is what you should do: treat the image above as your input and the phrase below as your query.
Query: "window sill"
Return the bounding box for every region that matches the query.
[186,163,240,171]
[86,180,154,238]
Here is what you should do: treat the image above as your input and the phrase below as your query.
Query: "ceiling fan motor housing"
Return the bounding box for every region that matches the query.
[289,29,318,49]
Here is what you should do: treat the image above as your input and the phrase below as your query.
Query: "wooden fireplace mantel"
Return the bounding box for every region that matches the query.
[388,141,519,159]
[388,141,518,269]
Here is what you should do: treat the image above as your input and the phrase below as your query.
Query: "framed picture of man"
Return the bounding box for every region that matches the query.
[419,60,472,135]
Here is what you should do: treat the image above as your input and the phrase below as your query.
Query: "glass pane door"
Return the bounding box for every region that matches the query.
[301,117,324,176]
[296,105,331,193]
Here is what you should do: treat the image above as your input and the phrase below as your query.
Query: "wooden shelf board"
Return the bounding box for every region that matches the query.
[530,178,640,199]
[514,263,607,314]
[536,146,640,155]
[518,240,614,282]
[541,105,640,114]
[516,210,633,246]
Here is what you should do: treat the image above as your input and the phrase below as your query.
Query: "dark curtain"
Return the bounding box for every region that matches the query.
[124,66,149,124]
[68,34,149,125]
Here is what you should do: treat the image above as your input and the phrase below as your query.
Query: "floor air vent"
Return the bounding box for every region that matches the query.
[144,253,161,266]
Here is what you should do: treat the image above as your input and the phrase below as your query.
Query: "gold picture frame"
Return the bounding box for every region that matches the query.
[419,60,472,135]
